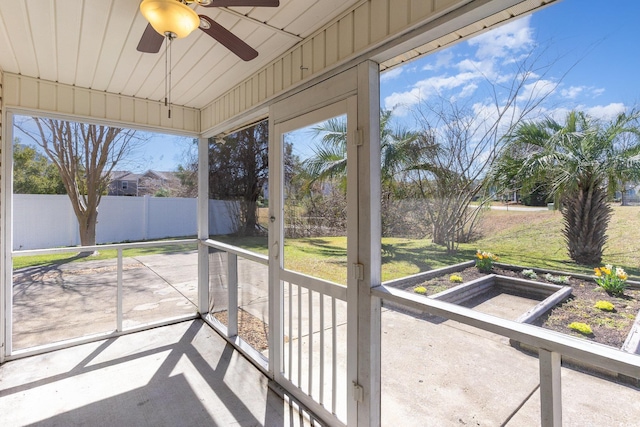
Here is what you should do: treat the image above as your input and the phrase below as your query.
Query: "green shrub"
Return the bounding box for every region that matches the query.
[568,322,593,335]
[414,286,427,295]
[522,269,537,280]
[449,274,463,283]
[594,300,615,312]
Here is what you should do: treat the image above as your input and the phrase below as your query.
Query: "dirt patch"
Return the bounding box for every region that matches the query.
[400,266,640,350]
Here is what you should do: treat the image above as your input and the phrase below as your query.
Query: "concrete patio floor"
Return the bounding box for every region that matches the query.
[4,312,640,426]
[5,251,640,426]
[0,319,316,426]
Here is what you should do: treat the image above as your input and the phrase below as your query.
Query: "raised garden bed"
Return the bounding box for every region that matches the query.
[385,261,640,353]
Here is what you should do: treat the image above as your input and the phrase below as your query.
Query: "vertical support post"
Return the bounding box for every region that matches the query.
[0,111,15,363]
[197,137,210,315]
[539,349,562,427]
[347,60,382,427]
[268,119,283,379]
[116,248,123,332]
[227,252,238,337]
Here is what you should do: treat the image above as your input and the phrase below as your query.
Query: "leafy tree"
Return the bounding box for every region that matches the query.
[175,121,294,236]
[208,120,269,235]
[154,188,171,197]
[15,117,139,249]
[175,163,198,198]
[501,110,640,264]
[13,140,66,194]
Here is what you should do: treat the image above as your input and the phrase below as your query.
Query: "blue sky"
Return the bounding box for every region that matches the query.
[380,0,640,129]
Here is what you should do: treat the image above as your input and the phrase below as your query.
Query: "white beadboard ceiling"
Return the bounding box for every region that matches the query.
[0,0,361,109]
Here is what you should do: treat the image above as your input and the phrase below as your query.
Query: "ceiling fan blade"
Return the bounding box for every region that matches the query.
[137,23,164,53]
[203,0,279,7]
[199,15,258,61]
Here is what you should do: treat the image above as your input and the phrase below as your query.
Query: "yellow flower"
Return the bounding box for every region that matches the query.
[600,266,611,276]
[594,267,602,277]
[616,267,628,281]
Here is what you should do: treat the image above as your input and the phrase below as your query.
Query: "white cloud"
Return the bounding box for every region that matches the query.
[583,103,626,120]
[468,15,534,60]
[517,79,558,102]
[384,88,422,115]
[560,85,606,100]
[423,51,454,71]
[523,103,627,124]
[560,86,584,99]
[384,72,479,114]
[457,83,479,99]
[456,58,498,79]
[380,67,403,82]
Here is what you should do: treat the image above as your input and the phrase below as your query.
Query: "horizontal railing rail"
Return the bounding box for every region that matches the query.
[203,238,268,265]
[13,238,198,257]
[373,284,640,377]
[281,269,347,302]
[373,284,640,427]
[9,239,200,360]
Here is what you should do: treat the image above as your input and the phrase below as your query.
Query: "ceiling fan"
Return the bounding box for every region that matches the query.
[137,0,280,61]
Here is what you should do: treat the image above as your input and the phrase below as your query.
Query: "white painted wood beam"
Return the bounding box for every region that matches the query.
[539,349,562,427]
[197,137,210,315]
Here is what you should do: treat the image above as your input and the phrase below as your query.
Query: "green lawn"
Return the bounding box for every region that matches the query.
[223,206,640,284]
[463,206,640,278]
[12,241,198,270]
[13,205,640,284]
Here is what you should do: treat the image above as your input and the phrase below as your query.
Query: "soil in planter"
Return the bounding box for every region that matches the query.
[404,266,640,350]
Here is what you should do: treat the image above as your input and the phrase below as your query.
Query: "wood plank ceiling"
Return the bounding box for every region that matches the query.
[0,0,361,109]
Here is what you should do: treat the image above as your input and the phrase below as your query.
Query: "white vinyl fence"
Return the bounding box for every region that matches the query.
[13,194,238,250]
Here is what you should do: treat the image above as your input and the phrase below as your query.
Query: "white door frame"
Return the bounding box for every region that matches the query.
[268,62,381,426]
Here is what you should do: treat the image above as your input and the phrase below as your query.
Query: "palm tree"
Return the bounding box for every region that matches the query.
[301,109,421,237]
[304,109,420,189]
[302,117,348,190]
[505,110,640,264]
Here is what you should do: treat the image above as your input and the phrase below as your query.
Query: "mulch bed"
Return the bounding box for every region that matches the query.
[403,266,640,350]
[213,308,269,352]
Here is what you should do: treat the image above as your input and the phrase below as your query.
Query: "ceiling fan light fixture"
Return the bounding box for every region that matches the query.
[140,0,200,39]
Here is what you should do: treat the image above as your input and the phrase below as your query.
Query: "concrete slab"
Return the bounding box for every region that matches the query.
[12,254,199,349]
[380,307,640,426]
[381,308,541,426]
[0,320,315,427]
[9,251,640,426]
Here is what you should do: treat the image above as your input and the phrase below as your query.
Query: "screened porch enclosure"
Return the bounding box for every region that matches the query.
[2,0,640,426]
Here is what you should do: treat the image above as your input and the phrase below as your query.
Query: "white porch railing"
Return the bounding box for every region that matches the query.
[372,284,640,427]
[202,239,272,369]
[8,239,199,360]
[278,270,348,425]
[202,238,348,426]
[11,237,639,426]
